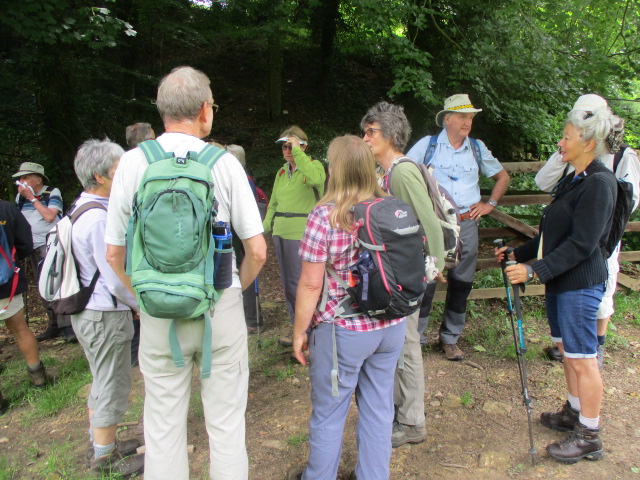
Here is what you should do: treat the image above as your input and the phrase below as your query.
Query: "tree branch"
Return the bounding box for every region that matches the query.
[427,0,465,54]
[606,0,630,56]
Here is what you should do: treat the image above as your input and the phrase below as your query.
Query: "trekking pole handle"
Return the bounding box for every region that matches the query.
[494,239,513,271]
[506,261,526,344]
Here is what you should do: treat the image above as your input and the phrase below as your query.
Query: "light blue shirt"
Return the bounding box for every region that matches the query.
[406,129,503,212]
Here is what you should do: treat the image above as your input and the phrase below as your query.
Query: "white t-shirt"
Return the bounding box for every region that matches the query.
[105,132,264,289]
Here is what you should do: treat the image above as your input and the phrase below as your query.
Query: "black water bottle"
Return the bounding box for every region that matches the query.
[212,222,233,289]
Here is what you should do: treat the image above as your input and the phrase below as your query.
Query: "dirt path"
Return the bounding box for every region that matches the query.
[0,240,639,479]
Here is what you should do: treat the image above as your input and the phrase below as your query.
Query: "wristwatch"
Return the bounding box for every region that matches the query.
[29,198,37,203]
[488,199,497,207]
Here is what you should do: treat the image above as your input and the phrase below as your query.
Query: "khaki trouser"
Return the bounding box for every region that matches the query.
[394,310,426,426]
[140,288,249,480]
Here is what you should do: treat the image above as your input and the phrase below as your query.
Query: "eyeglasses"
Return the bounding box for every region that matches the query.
[363,127,382,138]
[208,101,219,113]
[282,144,293,151]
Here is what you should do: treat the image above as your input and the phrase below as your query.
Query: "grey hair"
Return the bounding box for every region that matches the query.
[74,139,124,190]
[125,122,155,148]
[156,66,212,123]
[226,144,246,167]
[566,107,623,158]
[360,101,412,152]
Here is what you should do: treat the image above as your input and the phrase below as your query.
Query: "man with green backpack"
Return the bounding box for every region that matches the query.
[105,66,266,480]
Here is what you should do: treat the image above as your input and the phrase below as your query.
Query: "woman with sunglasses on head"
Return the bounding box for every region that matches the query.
[496,106,620,463]
[263,125,326,345]
[289,135,405,480]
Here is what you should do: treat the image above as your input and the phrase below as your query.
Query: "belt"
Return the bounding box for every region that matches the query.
[459,211,472,221]
[274,212,309,218]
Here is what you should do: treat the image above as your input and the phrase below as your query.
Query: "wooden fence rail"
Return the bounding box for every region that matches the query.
[432,161,639,302]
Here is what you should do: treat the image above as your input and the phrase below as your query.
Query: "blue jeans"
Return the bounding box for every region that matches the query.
[546,283,604,359]
[302,321,405,480]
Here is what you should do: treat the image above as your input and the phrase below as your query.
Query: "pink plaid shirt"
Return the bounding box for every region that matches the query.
[299,204,404,331]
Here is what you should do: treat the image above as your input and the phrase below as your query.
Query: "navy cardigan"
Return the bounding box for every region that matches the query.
[514,160,617,294]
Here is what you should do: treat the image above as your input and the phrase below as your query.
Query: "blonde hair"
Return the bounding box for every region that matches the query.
[279,125,308,145]
[320,135,386,231]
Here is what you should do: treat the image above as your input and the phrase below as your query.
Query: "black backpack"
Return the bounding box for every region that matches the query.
[603,144,635,258]
[328,196,427,321]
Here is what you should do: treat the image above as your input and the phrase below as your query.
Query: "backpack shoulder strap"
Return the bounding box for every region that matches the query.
[138,139,173,165]
[69,201,107,224]
[613,144,629,173]
[194,144,226,170]
[387,156,422,194]
[423,135,438,166]
[469,137,482,170]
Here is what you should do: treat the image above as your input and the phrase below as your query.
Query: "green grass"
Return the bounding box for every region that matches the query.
[286,433,309,446]
[0,457,19,480]
[0,350,91,423]
[460,391,474,407]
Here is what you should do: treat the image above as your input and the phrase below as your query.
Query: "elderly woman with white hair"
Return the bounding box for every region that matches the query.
[71,139,144,476]
[496,106,620,463]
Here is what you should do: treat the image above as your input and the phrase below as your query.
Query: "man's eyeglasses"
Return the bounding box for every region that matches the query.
[208,101,219,113]
[364,127,382,137]
[282,144,293,151]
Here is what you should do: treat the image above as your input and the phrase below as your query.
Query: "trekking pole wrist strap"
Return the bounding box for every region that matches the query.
[523,264,534,283]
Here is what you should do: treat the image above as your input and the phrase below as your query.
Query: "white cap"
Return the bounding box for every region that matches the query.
[573,94,607,112]
[275,136,307,145]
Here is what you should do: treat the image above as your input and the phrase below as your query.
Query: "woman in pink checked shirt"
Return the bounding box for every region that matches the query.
[289,135,406,480]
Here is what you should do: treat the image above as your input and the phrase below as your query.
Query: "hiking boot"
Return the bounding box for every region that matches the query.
[27,362,54,388]
[545,345,563,362]
[391,422,427,447]
[36,324,60,342]
[89,447,144,477]
[597,344,605,370]
[443,343,464,361]
[85,438,142,468]
[540,401,579,432]
[546,423,604,464]
[62,326,78,344]
[278,337,293,347]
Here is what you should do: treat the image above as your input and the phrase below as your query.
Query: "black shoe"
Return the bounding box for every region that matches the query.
[544,346,563,362]
[62,326,78,344]
[36,324,61,342]
[547,423,604,464]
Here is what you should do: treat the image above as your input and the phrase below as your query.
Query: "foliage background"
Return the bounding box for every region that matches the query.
[1,0,639,205]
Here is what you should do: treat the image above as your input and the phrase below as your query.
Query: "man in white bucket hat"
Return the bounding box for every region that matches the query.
[536,94,640,369]
[407,94,510,361]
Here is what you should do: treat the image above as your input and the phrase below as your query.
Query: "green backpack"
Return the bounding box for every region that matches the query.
[126,139,227,378]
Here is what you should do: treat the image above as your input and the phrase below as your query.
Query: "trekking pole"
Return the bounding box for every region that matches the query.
[505,259,537,466]
[255,277,262,350]
[494,240,536,465]
[493,239,523,382]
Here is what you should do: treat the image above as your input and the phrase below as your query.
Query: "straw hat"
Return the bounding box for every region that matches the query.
[12,162,49,182]
[435,94,483,127]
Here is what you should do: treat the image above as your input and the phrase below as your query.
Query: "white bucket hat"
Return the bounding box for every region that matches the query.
[572,94,607,112]
[436,94,483,127]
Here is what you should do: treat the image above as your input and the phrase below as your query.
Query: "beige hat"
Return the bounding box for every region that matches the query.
[435,94,483,127]
[12,162,49,182]
[572,94,607,112]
